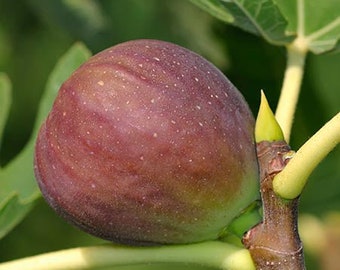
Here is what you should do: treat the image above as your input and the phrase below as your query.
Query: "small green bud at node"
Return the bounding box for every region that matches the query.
[255,91,285,143]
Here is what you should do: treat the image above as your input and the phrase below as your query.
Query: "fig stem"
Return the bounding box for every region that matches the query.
[0,241,255,270]
[275,40,308,143]
[273,112,340,199]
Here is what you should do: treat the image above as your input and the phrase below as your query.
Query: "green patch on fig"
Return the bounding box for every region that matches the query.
[34,39,259,245]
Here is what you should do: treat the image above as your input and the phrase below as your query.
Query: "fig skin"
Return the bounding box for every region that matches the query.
[34,39,259,245]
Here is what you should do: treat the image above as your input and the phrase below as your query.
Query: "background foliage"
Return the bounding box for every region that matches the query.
[0,0,339,269]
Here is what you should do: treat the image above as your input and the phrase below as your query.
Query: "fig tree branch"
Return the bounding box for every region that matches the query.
[243,141,305,269]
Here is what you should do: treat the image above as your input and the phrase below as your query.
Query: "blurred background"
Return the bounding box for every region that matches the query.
[0,0,339,269]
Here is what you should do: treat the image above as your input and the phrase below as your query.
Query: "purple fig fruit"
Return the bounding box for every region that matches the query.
[34,39,259,245]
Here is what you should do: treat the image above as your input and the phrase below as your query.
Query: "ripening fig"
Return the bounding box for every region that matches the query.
[34,39,259,245]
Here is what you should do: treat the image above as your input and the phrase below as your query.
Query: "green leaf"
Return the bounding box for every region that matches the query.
[189,0,234,24]
[274,0,340,54]
[191,0,340,54]
[34,43,91,127]
[0,43,91,240]
[190,0,294,45]
[0,73,11,154]
[0,194,34,239]
[28,0,106,43]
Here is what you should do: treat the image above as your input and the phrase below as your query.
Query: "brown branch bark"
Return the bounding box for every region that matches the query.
[242,141,305,269]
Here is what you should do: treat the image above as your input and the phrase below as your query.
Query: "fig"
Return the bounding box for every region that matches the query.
[34,39,259,245]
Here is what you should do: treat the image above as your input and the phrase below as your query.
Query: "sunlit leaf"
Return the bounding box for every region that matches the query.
[190,0,294,45]
[0,43,91,240]
[191,0,340,54]
[189,0,234,24]
[0,73,11,154]
[271,0,340,53]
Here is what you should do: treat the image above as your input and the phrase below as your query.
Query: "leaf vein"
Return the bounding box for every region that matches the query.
[297,0,305,37]
[306,17,340,42]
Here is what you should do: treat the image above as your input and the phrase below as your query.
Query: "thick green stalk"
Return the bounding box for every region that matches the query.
[273,113,340,199]
[0,241,255,270]
[275,40,308,142]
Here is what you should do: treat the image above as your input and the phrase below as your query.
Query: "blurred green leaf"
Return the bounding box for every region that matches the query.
[34,43,91,127]
[62,0,106,31]
[0,73,11,153]
[190,0,294,45]
[28,0,106,43]
[275,0,340,54]
[0,43,91,240]
[0,194,34,240]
